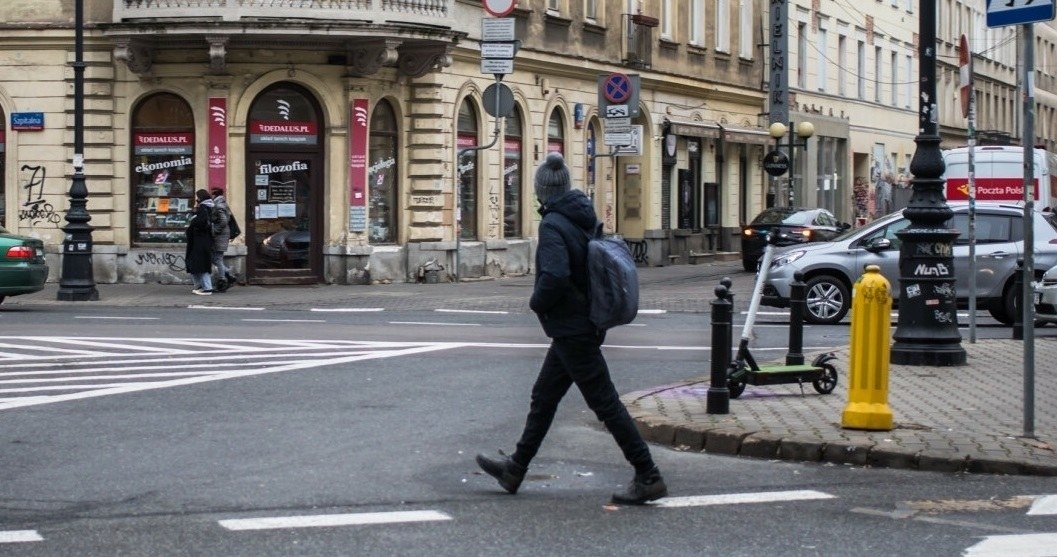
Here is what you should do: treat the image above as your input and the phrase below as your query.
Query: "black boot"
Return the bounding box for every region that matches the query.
[225,273,238,286]
[611,467,667,505]
[475,453,527,494]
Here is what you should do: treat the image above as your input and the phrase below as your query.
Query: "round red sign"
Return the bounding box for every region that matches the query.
[483,0,516,17]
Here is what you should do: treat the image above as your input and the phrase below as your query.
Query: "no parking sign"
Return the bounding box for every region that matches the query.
[597,73,640,118]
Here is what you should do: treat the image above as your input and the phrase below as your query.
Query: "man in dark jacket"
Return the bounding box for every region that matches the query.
[476,153,667,505]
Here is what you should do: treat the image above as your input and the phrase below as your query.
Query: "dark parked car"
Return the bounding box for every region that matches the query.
[741,207,849,272]
[0,225,48,304]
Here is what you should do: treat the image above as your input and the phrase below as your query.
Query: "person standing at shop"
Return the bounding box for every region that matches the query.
[209,188,237,291]
[185,189,215,295]
[475,153,668,506]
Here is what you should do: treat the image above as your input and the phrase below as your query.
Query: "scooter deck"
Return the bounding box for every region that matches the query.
[743,364,823,386]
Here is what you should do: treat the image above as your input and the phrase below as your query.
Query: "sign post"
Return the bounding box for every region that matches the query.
[960,34,978,344]
[985,0,1054,439]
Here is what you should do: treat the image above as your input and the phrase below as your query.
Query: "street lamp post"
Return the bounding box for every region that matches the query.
[768,121,815,207]
[889,0,965,365]
[56,0,98,302]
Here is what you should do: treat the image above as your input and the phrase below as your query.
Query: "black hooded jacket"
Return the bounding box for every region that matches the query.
[530,189,601,338]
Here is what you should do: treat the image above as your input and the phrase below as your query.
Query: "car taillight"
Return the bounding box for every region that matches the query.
[6,246,35,260]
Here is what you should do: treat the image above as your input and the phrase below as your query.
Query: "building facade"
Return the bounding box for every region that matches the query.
[0,0,774,286]
[7,1,1048,286]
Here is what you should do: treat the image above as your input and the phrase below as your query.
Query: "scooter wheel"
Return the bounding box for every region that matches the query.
[812,364,838,394]
[728,379,746,399]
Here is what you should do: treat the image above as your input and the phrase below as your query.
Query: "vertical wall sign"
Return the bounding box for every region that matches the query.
[769,0,789,127]
[348,99,369,231]
[207,97,227,191]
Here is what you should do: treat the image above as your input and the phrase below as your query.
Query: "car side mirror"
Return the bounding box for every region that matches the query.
[865,237,892,252]
[839,222,851,231]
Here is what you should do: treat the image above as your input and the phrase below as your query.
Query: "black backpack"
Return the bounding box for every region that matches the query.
[227,213,241,240]
[583,223,639,329]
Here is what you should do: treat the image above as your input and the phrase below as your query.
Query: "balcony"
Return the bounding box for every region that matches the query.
[114,0,451,25]
[624,13,657,68]
[105,0,462,77]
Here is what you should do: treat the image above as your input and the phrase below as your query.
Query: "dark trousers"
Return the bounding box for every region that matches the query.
[512,332,655,476]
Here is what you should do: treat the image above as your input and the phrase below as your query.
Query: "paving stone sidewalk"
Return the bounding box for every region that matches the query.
[624,338,1057,476]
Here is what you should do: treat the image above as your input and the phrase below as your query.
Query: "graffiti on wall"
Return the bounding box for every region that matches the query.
[134,251,186,272]
[19,164,61,226]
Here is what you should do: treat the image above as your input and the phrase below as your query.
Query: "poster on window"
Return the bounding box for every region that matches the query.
[349,99,368,209]
[208,97,227,191]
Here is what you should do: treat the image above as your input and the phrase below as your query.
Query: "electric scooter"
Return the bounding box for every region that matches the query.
[726,232,838,399]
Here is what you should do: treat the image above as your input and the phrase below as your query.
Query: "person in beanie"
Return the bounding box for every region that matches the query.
[185,189,215,295]
[476,152,667,505]
[209,188,238,291]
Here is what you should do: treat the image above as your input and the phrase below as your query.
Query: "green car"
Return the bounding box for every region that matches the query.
[0,225,48,304]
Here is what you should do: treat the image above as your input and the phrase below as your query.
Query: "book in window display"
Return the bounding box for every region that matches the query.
[132,131,196,244]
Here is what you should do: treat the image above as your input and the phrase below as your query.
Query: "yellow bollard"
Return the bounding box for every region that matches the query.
[842,265,894,430]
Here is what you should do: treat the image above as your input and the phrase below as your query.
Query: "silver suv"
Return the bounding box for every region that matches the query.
[761,203,1057,324]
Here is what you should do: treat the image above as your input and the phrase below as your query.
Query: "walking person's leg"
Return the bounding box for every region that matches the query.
[477,342,573,494]
[556,333,667,504]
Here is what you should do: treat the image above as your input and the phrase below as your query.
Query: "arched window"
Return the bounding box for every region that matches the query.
[369,100,398,244]
[457,99,479,240]
[547,109,565,155]
[503,106,523,238]
[130,92,195,244]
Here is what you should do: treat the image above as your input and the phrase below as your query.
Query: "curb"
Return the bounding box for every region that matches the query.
[627,398,1057,477]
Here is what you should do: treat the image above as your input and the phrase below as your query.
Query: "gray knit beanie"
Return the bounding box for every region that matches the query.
[534,152,571,203]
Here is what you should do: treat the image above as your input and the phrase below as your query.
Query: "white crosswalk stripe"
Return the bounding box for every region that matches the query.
[0,530,43,543]
[963,533,1057,557]
[0,336,463,411]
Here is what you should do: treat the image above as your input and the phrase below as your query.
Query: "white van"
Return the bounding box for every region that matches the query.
[942,145,1057,212]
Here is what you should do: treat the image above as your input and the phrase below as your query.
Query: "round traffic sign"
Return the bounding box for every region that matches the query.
[603,72,632,104]
[482,83,515,118]
[763,150,790,177]
[482,0,516,17]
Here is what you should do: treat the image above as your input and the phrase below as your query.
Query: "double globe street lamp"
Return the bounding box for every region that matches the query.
[764,121,815,207]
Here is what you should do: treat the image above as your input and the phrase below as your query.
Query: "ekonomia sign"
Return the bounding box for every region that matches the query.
[11,112,44,131]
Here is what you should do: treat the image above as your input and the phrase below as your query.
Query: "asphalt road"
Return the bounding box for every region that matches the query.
[1,298,1054,556]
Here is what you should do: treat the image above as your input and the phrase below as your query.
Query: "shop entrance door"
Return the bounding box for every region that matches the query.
[246,154,323,283]
[244,83,324,284]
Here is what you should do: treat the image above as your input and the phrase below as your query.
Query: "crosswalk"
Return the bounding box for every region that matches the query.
[0,336,462,411]
[3,490,1055,553]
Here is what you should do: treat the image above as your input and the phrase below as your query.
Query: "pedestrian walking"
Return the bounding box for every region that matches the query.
[185,189,215,296]
[209,188,238,291]
[476,153,667,505]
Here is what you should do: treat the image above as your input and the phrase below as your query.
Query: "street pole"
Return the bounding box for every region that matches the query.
[1020,24,1036,439]
[56,0,99,302]
[889,0,965,366]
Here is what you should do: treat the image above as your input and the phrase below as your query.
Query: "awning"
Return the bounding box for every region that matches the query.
[666,118,721,139]
[723,126,773,146]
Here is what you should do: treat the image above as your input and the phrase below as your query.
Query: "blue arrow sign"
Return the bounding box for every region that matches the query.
[987,0,1055,28]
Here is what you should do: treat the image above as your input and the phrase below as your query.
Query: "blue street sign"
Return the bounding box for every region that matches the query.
[11,112,44,131]
[987,0,1055,28]
[603,73,632,104]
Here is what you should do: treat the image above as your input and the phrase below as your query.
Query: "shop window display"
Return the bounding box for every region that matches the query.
[369,100,398,244]
[131,93,196,244]
[457,100,479,240]
[503,107,523,238]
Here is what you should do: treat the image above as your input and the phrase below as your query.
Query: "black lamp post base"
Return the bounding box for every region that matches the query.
[56,285,99,302]
[890,342,966,366]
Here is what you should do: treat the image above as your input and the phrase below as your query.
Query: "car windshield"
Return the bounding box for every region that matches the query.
[751,208,814,225]
[1044,211,1057,233]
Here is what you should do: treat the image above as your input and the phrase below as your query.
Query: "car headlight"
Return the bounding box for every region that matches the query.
[771,250,806,269]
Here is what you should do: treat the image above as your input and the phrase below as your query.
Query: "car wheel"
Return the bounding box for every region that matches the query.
[742,259,756,273]
[803,275,850,324]
[989,282,1018,325]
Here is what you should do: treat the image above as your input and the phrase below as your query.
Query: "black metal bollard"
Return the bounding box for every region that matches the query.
[1013,259,1024,340]
[720,276,734,313]
[707,284,733,414]
[786,271,806,365]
